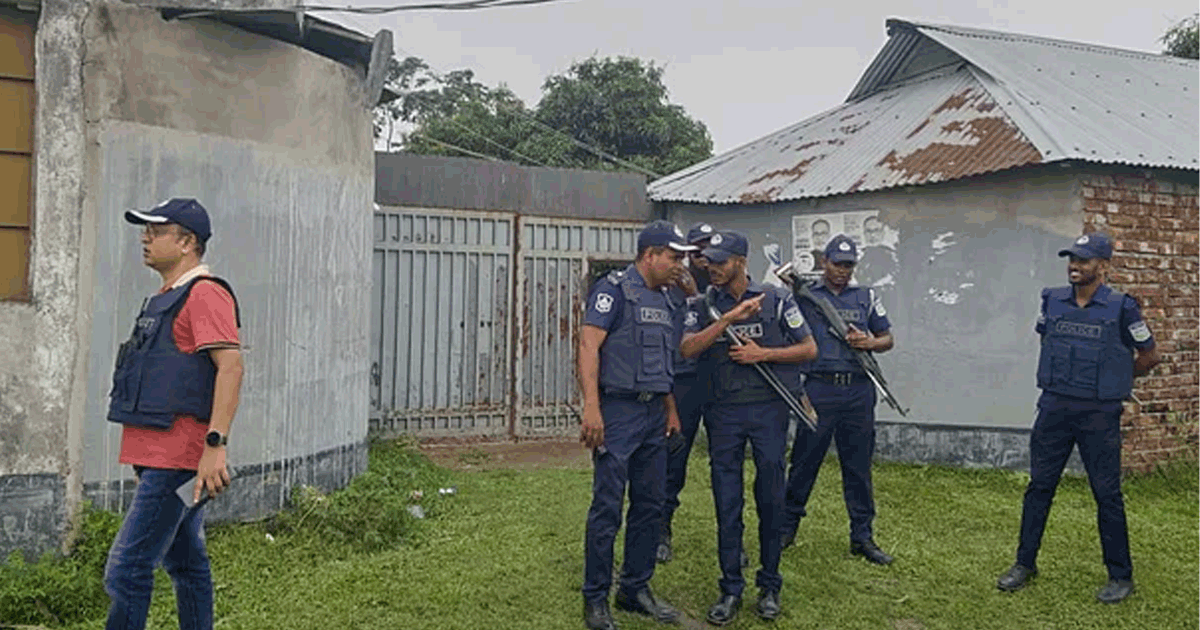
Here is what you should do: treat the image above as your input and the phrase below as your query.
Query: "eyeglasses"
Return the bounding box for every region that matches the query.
[142,224,179,239]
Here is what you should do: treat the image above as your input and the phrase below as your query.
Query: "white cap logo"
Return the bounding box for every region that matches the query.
[711,234,724,245]
[700,224,713,233]
[839,241,851,251]
[1077,235,1089,244]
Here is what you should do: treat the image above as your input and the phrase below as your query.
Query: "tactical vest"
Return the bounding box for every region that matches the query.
[107,277,240,430]
[1036,286,1133,401]
[667,285,698,377]
[598,267,676,395]
[704,285,803,405]
[800,285,873,374]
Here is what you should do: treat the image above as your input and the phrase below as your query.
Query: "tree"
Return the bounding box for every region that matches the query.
[373,55,714,177]
[1161,13,1199,59]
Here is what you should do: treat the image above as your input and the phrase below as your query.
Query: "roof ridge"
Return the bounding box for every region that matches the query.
[896,19,1197,66]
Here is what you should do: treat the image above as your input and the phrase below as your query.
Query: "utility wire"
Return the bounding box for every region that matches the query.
[408,132,501,161]
[445,118,553,168]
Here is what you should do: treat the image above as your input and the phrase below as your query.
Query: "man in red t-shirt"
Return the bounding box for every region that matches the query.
[103,198,243,630]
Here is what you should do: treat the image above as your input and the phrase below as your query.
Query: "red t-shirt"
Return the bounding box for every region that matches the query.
[118,278,240,470]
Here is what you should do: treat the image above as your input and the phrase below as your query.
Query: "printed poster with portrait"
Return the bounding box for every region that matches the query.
[791,210,899,287]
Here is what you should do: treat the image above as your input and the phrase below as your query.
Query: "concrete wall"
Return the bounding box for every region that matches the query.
[0,1,375,559]
[665,163,1198,470]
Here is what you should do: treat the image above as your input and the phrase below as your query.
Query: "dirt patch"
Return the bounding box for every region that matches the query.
[419,438,593,471]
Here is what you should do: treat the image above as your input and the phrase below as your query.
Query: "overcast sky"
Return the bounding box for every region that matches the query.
[319,0,1197,155]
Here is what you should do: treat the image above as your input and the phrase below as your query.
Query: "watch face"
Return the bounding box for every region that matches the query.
[206,431,224,447]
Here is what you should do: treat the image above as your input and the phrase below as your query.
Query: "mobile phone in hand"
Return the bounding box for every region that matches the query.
[175,464,237,509]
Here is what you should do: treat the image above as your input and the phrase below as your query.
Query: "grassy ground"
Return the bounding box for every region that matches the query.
[9,438,1194,630]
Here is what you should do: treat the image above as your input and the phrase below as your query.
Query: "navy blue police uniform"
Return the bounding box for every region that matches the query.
[581,264,677,609]
[658,222,719,561]
[1013,235,1154,587]
[685,257,812,601]
[782,235,891,549]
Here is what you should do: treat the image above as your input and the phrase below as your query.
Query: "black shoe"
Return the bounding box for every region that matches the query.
[584,600,619,630]
[996,564,1037,592]
[780,527,797,550]
[1096,578,1135,604]
[741,550,750,568]
[614,587,678,624]
[706,593,741,626]
[850,539,893,565]
[656,534,673,564]
[756,589,781,621]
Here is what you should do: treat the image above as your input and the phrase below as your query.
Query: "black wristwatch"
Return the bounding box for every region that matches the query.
[205,430,228,448]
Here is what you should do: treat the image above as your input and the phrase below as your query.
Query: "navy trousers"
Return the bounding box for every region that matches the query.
[1016,391,1132,580]
[582,395,667,604]
[707,399,789,596]
[784,379,878,543]
[662,372,709,532]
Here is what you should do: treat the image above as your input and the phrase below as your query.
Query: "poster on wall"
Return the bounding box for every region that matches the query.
[790,210,899,287]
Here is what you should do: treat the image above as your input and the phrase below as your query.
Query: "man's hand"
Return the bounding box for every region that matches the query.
[845,324,876,351]
[722,294,764,324]
[729,335,771,364]
[666,410,682,436]
[194,446,231,504]
[580,405,605,450]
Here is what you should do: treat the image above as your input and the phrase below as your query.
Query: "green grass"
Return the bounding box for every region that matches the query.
[5,439,1195,630]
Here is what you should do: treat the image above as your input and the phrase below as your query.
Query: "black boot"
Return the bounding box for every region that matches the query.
[584,600,619,630]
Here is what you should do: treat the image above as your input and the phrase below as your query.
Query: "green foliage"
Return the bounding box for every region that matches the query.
[0,506,120,626]
[375,54,714,177]
[1162,13,1199,59]
[267,438,453,554]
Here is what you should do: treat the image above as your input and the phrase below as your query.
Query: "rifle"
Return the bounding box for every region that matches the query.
[703,288,819,431]
[767,253,910,417]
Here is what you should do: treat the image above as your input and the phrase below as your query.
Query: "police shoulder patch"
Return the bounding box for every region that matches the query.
[1128,320,1151,343]
[684,310,698,327]
[784,306,805,329]
[594,292,614,313]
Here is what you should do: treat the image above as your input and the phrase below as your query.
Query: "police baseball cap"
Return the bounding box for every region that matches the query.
[637,220,697,253]
[1057,232,1113,260]
[686,222,717,244]
[824,234,858,263]
[125,198,212,243]
[701,231,749,263]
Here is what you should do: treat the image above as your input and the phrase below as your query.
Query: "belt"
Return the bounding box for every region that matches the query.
[806,372,867,386]
[603,390,666,403]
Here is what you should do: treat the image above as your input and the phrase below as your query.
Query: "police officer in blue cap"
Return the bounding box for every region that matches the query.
[997,232,1160,604]
[780,234,896,565]
[681,230,817,625]
[579,220,696,630]
[657,222,718,564]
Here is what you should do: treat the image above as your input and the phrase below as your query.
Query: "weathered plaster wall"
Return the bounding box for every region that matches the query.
[0,0,89,557]
[667,164,1086,429]
[78,4,374,519]
[0,0,375,559]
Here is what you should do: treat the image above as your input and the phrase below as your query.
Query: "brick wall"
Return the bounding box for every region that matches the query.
[1081,169,1199,471]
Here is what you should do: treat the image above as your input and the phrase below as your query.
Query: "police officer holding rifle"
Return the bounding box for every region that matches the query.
[680,230,817,625]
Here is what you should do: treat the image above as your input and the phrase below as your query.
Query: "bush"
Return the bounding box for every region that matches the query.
[0,506,120,626]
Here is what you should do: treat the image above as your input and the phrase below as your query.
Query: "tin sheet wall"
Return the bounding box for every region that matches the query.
[82,123,372,519]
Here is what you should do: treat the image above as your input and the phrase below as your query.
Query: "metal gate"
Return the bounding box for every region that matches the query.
[370,208,514,437]
[370,207,641,439]
[514,217,641,436]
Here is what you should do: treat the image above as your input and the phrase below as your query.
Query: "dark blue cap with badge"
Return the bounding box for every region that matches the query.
[1058,232,1113,260]
[701,231,749,263]
[686,222,717,244]
[824,234,858,263]
[637,220,697,253]
[125,198,212,243]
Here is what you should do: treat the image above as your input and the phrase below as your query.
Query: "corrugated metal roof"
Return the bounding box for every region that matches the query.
[650,19,1198,204]
[649,65,1042,204]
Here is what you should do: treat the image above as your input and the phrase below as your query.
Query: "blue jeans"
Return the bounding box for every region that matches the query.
[105,467,213,630]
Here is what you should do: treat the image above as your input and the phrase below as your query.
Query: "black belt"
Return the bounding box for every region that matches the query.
[806,372,867,386]
[603,390,666,403]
